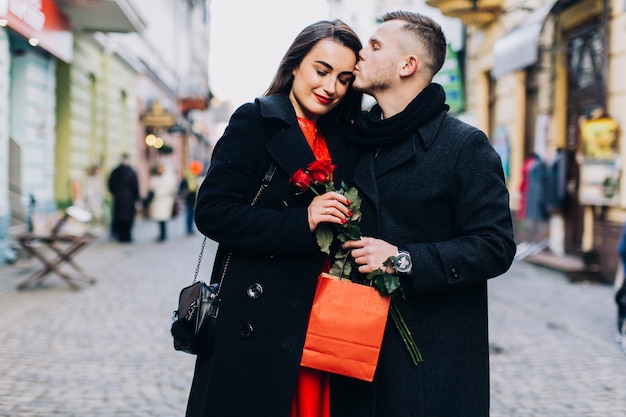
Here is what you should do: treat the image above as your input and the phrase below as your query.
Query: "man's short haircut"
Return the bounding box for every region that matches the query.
[382,10,447,77]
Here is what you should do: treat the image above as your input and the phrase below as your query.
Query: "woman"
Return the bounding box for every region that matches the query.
[148,163,178,242]
[186,20,362,417]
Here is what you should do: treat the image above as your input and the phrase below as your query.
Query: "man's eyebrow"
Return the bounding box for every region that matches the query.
[369,36,381,46]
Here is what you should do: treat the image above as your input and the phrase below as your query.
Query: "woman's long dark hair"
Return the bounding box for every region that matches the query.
[265,19,363,124]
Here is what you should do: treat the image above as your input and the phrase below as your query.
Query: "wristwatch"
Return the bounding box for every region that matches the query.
[393,251,412,274]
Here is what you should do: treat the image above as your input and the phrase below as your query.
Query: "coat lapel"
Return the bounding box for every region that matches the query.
[257,96,317,177]
[375,133,419,176]
[351,148,379,207]
[266,125,316,177]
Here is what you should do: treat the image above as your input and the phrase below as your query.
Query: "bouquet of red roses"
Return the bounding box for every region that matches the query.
[290,160,423,366]
[290,160,361,277]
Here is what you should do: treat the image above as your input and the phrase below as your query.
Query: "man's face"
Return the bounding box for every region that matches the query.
[352,20,405,96]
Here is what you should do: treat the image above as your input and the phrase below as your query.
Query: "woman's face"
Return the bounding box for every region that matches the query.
[289,39,356,122]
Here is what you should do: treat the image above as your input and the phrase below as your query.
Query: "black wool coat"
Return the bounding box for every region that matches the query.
[187,95,351,417]
[331,109,516,417]
[107,164,139,222]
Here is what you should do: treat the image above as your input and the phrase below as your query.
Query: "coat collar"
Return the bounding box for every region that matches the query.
[371,107,448,169]
[256,95,319,177]
[351,109,447,203]
[417,109,446,150]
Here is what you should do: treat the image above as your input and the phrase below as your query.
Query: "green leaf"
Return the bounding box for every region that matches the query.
[366,269,401,296]
[372,275,389,295]
[345,225,361,240]
[366,268,385,280]
[328,251,353,279]
[384,274,402,294]
[315,224,334,255]
[343,187,361,209]
[341,261,352,279]
[328,259,344,277]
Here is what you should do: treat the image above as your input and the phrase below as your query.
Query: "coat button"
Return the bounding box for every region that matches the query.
[247,283,263,299]
[450,268,459,279]
[239,323,253,338]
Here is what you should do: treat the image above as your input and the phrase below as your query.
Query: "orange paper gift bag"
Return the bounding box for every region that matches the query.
[300,273,391,382]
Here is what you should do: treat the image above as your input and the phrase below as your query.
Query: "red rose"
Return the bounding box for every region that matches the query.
[290,168,313,192]
[307,160,335,185]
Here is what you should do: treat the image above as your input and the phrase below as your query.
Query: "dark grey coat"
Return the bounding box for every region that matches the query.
[331,109,516,417]
[107,164,139,222]
[187,95,351,417]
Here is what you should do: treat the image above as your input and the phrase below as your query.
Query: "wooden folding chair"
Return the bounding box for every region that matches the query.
[15,206,97,290]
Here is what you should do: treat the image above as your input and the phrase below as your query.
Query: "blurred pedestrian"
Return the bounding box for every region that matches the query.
[107,153,139,243]
[615,223,626,351]
[185,19,362,417]
[178,160,203,236]
[341,11,516,417]
[148,163,179,242]
[85,162,106,226]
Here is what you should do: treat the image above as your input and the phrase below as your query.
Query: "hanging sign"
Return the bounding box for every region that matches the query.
[141,101,177,128]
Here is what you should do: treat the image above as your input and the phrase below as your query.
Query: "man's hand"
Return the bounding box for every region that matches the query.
[343,237,397,274]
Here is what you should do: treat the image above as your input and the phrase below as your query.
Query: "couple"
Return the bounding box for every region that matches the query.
[186,10,516,417]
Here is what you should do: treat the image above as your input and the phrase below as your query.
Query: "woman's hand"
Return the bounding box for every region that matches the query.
[307,191,351,232]
[343,237,397,274]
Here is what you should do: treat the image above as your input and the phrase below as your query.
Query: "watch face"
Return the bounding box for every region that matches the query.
[395,252,412,273]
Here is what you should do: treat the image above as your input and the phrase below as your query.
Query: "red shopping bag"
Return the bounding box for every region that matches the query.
[300,273,391,382]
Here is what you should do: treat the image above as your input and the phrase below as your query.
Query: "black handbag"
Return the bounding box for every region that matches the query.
[170,162,276,355]
[170,237,227,354]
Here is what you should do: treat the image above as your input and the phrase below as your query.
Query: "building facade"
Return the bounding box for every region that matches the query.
[428,0,626,282]
[0,0,211,265]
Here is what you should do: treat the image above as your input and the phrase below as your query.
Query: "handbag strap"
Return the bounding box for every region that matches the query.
[193,162,277,287]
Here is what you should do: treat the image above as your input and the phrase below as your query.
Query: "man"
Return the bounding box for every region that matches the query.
[107,153,139,243]
[178,160,203,236]
[340,11,516,416]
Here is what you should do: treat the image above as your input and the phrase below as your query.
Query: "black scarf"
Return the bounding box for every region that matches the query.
[347,83,449,148]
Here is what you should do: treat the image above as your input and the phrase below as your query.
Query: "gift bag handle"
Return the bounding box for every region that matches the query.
[193,162,277,288]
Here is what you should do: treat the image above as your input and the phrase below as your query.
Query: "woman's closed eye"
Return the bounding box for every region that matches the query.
[338,75,354,86]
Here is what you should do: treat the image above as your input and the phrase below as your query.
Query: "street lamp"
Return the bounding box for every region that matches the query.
[145,133,164,149]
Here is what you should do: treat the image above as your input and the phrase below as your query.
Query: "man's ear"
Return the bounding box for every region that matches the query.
[399,55,418,77]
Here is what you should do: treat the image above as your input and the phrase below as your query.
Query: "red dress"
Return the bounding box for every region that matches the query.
[290,117,331,417]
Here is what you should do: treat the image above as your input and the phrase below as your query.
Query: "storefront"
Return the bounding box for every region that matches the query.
[429,0,626,282]
[0,0,72,264]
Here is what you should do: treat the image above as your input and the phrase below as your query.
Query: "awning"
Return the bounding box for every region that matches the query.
[492,0,559,78]
[1,0,74,62]
[56,0,146,33]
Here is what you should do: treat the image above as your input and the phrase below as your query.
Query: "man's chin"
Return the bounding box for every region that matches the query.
[351,80,367,93]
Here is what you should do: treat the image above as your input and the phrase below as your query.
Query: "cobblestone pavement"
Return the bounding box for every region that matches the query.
[489,261,626,417]
[0,216,625,416]
[0,218,203,417]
